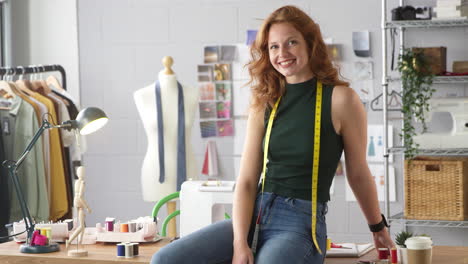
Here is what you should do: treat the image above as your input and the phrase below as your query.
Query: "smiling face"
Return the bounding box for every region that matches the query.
[268,22,313,84]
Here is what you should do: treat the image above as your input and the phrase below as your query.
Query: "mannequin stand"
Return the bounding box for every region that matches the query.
[167,201,177,237]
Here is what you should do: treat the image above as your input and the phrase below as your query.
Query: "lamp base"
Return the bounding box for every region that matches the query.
[20,242,60,253]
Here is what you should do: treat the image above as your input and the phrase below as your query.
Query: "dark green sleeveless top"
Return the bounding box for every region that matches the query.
[263,78,343,202]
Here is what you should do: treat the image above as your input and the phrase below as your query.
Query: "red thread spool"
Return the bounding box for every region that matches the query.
[390,248,398,264]
[378,248,389,260]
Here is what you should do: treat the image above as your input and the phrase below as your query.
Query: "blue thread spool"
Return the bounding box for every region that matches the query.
[116,243,125,258]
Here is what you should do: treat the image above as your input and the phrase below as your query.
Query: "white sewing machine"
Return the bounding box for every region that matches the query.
[180,181,235,237]
[413,97,468,148]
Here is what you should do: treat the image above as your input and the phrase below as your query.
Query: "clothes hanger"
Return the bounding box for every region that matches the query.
[370,90,402,111]
[38,65,52,94]
[15,66,35,96]
[29,66,46,92]
[0,70,20,110]
[46,75,65,92]
[0,78,16,99]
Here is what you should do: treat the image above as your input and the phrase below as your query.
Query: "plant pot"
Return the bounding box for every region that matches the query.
[398,246,408,264]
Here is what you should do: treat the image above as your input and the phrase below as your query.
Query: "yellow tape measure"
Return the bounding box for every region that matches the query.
[262,81,323,254]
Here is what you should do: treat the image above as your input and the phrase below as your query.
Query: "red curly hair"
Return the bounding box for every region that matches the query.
[247,5,349,112]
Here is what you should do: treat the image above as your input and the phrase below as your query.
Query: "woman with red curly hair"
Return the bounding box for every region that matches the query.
[152,5,394,264]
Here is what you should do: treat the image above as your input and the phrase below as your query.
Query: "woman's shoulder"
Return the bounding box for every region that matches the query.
[331,85,364,122]
[331,85,360,105]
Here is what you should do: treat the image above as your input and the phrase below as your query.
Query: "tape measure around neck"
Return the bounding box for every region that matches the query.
[261,81,323,254]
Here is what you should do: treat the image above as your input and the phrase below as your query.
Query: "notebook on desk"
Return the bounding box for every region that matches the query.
[326,243,374,257]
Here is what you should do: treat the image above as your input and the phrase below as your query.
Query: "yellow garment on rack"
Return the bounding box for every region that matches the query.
[31,92,68,221]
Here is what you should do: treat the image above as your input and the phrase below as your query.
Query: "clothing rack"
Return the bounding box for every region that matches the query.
[0,64,67,90]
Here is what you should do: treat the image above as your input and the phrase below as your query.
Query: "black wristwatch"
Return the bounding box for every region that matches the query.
[368,214,390,232]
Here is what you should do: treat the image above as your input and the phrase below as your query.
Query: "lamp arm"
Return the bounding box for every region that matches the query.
[2,119,52,244]
[5,166,34,243]
[15,120,52,168]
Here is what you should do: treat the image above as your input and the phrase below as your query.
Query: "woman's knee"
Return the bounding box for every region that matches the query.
[150,248,168,264]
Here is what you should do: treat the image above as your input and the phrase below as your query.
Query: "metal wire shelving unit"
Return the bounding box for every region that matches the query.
[381,0,468,229]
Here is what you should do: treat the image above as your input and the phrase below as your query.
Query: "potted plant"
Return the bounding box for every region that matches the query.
[397,48,435,159]
[395,231,413,264]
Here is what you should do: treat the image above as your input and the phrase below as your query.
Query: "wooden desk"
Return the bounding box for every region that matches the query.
[1,240,467,264]
[325,246,468,264]
[0,239,170,264]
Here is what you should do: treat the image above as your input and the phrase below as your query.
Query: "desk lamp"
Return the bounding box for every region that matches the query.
[2,107,108,253]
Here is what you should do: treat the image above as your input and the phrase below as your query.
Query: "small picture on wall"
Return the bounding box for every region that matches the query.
[217,101,231,119]
[199,102,217,119]
[220,45,237,62]
[215,82,232,101]
[199,83,215,101]
[246,30,258,46]
[204,46,219,63]
[200,121,217,138]
[217,120,234,137]
[367,125,393,162]
[214,64,232,81]
[198,65,214,82]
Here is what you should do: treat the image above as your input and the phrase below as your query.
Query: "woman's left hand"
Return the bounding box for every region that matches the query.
[372,227,395,250]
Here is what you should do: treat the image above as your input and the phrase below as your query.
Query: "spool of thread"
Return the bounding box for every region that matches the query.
[128,222,136,233]
[40,228,47,236]
[44,227,52,241]
[132,243,139,256]
[390,248,398,264]
[125,243,134,258]
[96,222,103,232]
[116,243,125,258]
[106,221,114,232]
[378,248,389,260]
[326,238,331,251]
[121,223,129,233]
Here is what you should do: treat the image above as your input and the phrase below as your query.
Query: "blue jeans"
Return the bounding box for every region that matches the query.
[151,192,328,264]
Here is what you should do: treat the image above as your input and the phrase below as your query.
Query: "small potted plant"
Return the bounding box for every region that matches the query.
[395,231,413,264]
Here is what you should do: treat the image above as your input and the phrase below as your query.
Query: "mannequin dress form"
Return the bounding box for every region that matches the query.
[134,56,198,236]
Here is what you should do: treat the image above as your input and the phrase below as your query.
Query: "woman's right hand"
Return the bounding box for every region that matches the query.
[232,243,254,264]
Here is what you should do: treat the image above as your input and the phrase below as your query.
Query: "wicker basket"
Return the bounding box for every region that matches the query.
[404,156,468,221]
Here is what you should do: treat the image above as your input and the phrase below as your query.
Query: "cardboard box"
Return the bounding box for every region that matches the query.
[453,61,468,73]
[412,47,447,75]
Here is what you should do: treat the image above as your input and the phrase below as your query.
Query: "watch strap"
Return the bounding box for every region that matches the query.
[369,214,390,232]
